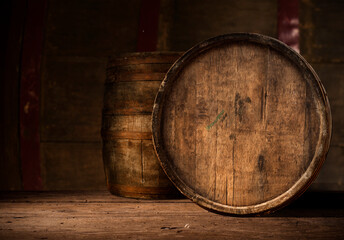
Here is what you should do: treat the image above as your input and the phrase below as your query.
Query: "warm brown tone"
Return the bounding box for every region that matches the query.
[0,191,344,239]
[102,52,181,199]
[152,33,331,214]
[300,0,344,191]
[40,0,142,190]
[2,0,343,192]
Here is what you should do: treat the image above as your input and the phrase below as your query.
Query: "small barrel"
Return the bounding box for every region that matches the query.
[102,52,182,199]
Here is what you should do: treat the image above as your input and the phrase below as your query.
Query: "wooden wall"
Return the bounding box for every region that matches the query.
[300,0,344,191]
[1,0,343,191]
[40,0,141,190]
[39,0,278,190]
[168,0,277,50]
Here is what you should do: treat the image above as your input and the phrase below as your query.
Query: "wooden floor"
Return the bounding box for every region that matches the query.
[0,191,343,239]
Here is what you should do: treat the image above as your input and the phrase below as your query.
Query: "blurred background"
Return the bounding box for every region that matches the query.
[1,0,343,191]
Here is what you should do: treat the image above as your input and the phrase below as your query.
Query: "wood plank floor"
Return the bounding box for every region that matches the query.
[0,191,343,239]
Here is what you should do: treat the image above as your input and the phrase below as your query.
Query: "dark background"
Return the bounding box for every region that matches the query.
[1,0,343,191]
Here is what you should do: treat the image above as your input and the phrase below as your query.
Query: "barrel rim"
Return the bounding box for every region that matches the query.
[151,32,332,215]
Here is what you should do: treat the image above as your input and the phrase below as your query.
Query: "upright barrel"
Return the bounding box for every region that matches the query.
[102,52,182,199]
[152,33,331,214]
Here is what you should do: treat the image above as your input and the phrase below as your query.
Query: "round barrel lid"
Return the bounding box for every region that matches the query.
[152,33,331,215]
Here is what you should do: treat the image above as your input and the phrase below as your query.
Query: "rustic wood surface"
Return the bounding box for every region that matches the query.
[41,143,104,190]
[309,63,344,191]
[169,0,277,51]
[300,0,344,191]
[153,33,331,214]
[0,191,343,240]
[102,52,181,199]
[3,0,343,192]
[300,0,344,63]
[39,0,142,190]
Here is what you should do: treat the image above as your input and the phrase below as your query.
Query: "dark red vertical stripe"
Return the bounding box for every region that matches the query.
[137,0,161,52]
[278,0,299,53]
[20,0,47,190]
[1,0,27,190]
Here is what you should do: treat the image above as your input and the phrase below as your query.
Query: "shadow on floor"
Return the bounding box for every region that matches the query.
[203,191,344,217]
[267,191,344,217]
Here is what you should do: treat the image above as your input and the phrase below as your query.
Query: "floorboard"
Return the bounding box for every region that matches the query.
[0,191,343,239]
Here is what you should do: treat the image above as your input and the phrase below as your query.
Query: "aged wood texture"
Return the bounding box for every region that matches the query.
[41,0,142,142]
[300,0,344,191]
[41,143,105,190]
[44,0,141,57]
[152,33,331,215]
[309,64,344,191]
[102,52,182,199]
[41,56,106,142]
[156,0,175,51]
[170,0,277,51]
[40,0,142,190]
[0,191,344,240]
[300,0,344,63]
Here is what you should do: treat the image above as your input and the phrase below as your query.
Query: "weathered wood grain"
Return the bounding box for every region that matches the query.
[0,191,343,240]
[310,63,344,191]
[152,33,331,215]
[41,143,105,190]
[103,81,162,115]
[102,52,181,199]
[300,0,344,63]
[108,52,181,66]
[170,0,277,51]
[298,0,344,191]
[157,0,175,51]
[41,56,106,142]
[39,0,143,190]
[44,0,141,57]
[310,64,344,149]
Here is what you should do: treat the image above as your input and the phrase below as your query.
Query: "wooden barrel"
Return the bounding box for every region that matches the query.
[102,52,182,199]
[152,33,331,214]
